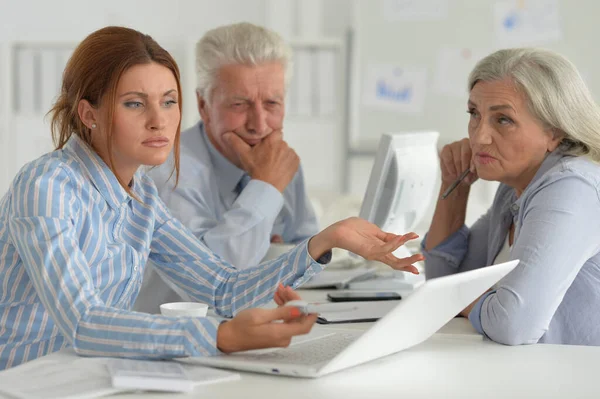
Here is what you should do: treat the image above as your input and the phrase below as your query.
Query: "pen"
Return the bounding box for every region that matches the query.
[441,168,471,199]
[286,300,358,315]
[305,303,359,314]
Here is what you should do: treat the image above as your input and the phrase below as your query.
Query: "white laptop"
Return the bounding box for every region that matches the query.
[180,260,518,378]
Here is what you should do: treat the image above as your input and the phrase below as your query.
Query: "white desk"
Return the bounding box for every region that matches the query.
[133,335,599,399]
[3,286,599,399]
[11,322,598,399]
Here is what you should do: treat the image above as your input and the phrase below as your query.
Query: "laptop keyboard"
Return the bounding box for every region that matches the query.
[230,332,358,366]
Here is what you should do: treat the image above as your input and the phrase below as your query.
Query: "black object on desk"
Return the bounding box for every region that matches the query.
[327,291,402,302]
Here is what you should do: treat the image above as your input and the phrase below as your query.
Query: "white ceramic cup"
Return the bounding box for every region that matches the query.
[159,302,209,318]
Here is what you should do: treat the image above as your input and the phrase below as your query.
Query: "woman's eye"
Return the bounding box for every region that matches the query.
[164,100,178,107]
[498,116,513,125]
[124,101,143,109]
[467,109,478,119]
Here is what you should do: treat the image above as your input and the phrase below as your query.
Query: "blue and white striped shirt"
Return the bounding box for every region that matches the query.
[0,135,325,370]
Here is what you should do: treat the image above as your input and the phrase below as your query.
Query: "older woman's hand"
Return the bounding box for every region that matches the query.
[440,138,478,186]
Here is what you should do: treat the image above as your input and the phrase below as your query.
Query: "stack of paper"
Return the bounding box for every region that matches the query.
[0,354,239,399]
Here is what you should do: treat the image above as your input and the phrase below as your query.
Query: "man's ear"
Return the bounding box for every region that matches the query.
[197,90,210,124]
[77,99,99,130]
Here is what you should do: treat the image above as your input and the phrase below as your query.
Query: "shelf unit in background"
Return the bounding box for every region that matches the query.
[0,41,76,193]
[0,43,8,194]
[285,37,343,119]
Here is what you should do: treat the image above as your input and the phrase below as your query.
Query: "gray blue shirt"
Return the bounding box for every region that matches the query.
[423,150,600,345]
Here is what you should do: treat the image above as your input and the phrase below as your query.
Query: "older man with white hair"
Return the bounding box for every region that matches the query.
[134,22,319,313]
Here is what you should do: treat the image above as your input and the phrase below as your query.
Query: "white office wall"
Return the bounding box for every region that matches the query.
[0,0,266,41]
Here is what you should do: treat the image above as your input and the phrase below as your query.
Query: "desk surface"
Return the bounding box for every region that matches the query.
[24,324,599,399]
[3,290,599,399]
[135,335,599,399]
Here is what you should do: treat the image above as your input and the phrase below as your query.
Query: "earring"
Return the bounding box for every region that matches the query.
[91,123,97,129]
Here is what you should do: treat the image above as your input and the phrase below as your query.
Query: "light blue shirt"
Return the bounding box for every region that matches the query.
[0,135,326,370]
[423,150,600,345]
[148,122,319,267]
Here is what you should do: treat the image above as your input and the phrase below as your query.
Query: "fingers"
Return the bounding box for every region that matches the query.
[394,264,420,274]
[465,171,479,185]
[440,147,457,180]
[244,306,302,326]
[399,232,420,243]
[379,252,424,274]
[465,158,479,185]
[379,253,420,274]
[227,306,316,352]
[449,144,463,179]
[369,233,424,269]
[373,230,398,242]
[274,283,301,306]
[267,305,304,323]
[378,230,418,244]
[271,234,284,243]
[264,129,284,144]
[284,286,302,302]
[266,314,318,345]
[274,289,284,306]
[388,252,424,269]
[378,234,407,254]
[374,232,420,256]
[255,313,317,349]
[275,283,302,305]
[441,139,471,182]
[439,156,450,181]
[224,132,251,161]
[460,139,472,174]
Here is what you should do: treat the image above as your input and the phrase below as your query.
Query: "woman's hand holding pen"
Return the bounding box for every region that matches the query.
[217,305,317,353]
[439,138,478,198]
[425,138,478,250]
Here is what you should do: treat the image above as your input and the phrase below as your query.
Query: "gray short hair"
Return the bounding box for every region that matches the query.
[195,22,292,103]
[468,48,600,162]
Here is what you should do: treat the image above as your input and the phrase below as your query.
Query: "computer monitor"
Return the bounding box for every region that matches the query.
[359,132,439,244]
[350,131,439,290]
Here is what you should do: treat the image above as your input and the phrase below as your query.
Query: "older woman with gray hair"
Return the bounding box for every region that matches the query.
[423,48,600,346]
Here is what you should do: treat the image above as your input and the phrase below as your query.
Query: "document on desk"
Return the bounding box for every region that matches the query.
[317,300,400,324]
[0,357,119,399]
[0,356,240,399]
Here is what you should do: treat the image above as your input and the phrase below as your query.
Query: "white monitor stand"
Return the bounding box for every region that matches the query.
[348,132,439,291]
